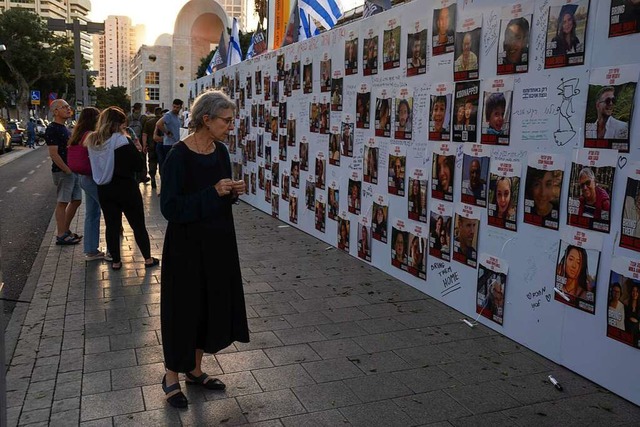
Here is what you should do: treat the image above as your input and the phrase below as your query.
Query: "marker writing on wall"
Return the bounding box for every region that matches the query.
[548,375,563,391]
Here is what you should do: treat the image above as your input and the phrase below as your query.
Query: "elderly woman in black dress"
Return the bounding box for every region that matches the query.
[160,90,250,408]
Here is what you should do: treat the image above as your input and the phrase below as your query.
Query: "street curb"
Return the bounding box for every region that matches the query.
[0,145,43,168]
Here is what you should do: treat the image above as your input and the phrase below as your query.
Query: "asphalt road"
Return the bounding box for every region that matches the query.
[0,146,57,324]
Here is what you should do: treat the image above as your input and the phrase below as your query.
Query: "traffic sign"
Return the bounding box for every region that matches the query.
[30,90,41,105]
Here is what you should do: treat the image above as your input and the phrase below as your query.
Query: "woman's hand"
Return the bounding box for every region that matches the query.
[231,180,246,197]
[214,178,235,197]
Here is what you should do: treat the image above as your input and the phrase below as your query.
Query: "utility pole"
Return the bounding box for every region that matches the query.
[47,18,104,112]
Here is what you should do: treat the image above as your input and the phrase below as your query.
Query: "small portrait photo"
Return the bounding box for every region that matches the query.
[388,154,406,196]
[289,194,298,223]
[609,0,640,37]
[279,102,287,128]
[292,61,301,90]
[453,213,479,268]
[363,36,378,76]
[270,116,278,141]
[315,198,326,232]
[328,187,339,220]
[337,217,350,252]
[453,81,480,143]
[272,162,280,187]
[524,167,563,230]
[255,70,262,95]
[309,102,319,133]
[284,68,292,96]
[278,134,287,161]
[407,29,427,77]
[258,165,265,190]
[305,180,315,210]
[290,160,300,188]
[407,233,427,279]
[247,76,253,99]
[488,174,520,231]
[348,178,362,215]
[620,177,640,250]
[303,63,313,94]
[375,97,391,137]
[329,133,341,166]
[429,212,452,261]
[476,263,507,325]
[315,157,326,190]
[358,223,372,262]
[555,240,600,313]
[277,53,285,80]
[282,174,290,201]
[567,163,615,233]
[432,3,456,55]
[264,75,271,100]
[271,80,279,107]
[408,177,428,223]
[331,78,343,112]
[341,122,354,157]
[391,227,409,270]
[300,141,309,171]
[228,134,237,154]
[429,94,452,141]
[250,171,257,194]
[251,104,258,127]
[319,103,330,135]
[394,97,413,140]
[258,104,265,128]
[461,155,489,207]
[431,153,455,202]
[265,179,272,203]
[239,88,246,109]
[363,145,378,184]
[356,92,371,129]
[498,16,531,74]
[584,79,635,152]
[607,268,640,348]
[545,1,590,68]
[454,28,481,80]
[372,202,388,243]
[345,38,358,75]
[481,90,512,145]
[287,118,296,146]
[271,192,279,218]
[382,26,401,70]
[320,59,332,92]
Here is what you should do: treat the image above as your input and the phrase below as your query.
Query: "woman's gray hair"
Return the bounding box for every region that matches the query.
[190,90,235,130]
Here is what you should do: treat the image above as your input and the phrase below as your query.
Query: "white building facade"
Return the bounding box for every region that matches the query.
[130,45,172,113]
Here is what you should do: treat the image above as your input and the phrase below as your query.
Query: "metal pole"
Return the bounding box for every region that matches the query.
[73,19,82,112]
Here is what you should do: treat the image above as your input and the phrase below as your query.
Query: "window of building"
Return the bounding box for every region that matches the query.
[146,87,160,101]
[145,71,159,85]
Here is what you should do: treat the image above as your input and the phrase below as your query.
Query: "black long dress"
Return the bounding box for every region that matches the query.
[160,141,250,373]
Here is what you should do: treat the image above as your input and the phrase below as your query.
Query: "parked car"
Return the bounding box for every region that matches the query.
[0,122,12,153]
[7,121,26,145]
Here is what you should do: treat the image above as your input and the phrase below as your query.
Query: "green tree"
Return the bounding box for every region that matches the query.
[0,9,79,119]
[95,86,130,112]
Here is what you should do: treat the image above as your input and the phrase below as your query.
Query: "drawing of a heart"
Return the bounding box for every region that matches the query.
[618,156,628,169]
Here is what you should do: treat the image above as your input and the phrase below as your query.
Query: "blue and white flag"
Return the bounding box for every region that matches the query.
[206,29,228,75]
[299,0,343,32]
[227,17,242,66]
[246,25,267,59]
[363,0,391,18]
[299,9,320,41]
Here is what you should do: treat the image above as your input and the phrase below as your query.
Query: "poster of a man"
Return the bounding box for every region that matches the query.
[454,22,481,81]
[363,34,379,76]
[432,2,456,55]
[348,177,362,215]
[388,152,406,196]
[584,65,637,152]
[375,94,392,137]
[429,93,452,141]
[407,29,427,77]
[453,205,480,268]
[357,90,371,129]
[320,59,331,92]
[476,254,508,325]
[431,149,455,202]
[364,143,378,184]
[358,221,372,262]
[383,23,401,70]
[497,5,532,75]
[461,146,490,207]
[391,226,409,270]
[609,0,640,37]
[394,96,413,140]
[345,37,358,75]
[524,154,564,231]
[372,200,388,243]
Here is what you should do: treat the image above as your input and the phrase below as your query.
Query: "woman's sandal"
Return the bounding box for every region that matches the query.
[111,262,122,271]
[162,375,188,408]
[185,372,226,390]
[144,257,160,269]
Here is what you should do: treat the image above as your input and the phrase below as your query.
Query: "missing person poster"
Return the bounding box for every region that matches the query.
[461,144,490,207]
[372,194,389,243]
[429,83,453,142]
[289,190,298,224]
[395,87,413,140]
[408,224,428,280]
[453,14,482,82]
[315,153,326,190]
[544,0,590,69]
[497,2,533,74]
[362,27,379,76]
[453,203,481,268]
[407,19,427,77]
[272,188,280,218]
[609,0,640,37]
[391,219,409,271]
[303,60,313,94]
[291,157,300,188]
[331,73,343,112]
[348,172,362,215]
[341,119,354,157]
[357,84,372,129]
[329,126,340,166]
[453,80,480,143]
[488,156,521,232]
[584,65,638,152]
[555,228,602,314]
[408,168,428,223]
[476,253,509,325]
[567,148,617,233]
[481,77,514,145]
[375,88,392,137]
[432,1,456,56]
[358,216,372,262]
[524,153,565,230]
[305,176,315,211]
[364,139,379,185]
[320,55,332,93]
[328,180,340,221]
[389,146,407,196]
[431,141,456,202]
[429,201,453,262]
[383,18,401,70]
[300,137,309,171]
[315,194,326,233]
[345,31,359,75]
[607,256,640,349]
[620,163,640,251]
[337,214,350,252]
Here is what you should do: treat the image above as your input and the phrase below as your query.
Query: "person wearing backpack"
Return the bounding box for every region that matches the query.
[128,103,150,184]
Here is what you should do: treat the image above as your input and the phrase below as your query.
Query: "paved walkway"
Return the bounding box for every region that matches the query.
[3,184,639,426]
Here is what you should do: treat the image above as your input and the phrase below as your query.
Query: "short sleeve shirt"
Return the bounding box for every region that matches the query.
[163,111,181,146]
[45,122,70,173]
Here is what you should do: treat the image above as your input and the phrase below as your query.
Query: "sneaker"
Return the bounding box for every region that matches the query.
[85,251,105,261]
[104,252,113,262]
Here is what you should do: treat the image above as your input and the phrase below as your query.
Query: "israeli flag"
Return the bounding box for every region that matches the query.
[299,9,320,41]
[227,18,242,66]
[299,0,343,32]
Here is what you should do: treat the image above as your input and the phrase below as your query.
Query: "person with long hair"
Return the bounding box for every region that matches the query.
[409,179,422,215]
[85,107,158,271]
[431,215,443,251]
[493,176,516,219]
[67,107,104,260]
[556,245,591,299]
[625,284,640,333]
[551,6,580,55]
[159,90,250,408]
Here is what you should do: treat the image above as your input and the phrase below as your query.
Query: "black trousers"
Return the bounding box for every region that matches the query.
[98,177,151,263]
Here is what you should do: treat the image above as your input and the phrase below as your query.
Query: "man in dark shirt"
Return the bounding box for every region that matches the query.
[142,107,162,188]
[46,99,82,245]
